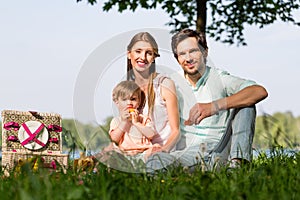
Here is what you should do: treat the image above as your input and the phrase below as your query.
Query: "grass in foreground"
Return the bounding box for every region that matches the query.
[1,148,300,200]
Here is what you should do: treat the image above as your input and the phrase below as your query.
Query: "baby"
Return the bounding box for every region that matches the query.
[107,80,161,160]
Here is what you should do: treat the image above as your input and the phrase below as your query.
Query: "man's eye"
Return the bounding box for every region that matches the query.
[190,48,200,53]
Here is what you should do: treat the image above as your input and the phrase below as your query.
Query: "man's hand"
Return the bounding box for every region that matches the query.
[184,102,219,125]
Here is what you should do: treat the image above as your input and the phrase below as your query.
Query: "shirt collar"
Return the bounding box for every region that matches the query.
[185,66,210,91]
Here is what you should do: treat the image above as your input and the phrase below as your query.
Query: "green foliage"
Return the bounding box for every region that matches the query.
[62,118,112,155]
[1,149,300,199]
[76,0,300,45]
[254,111,300,149]
[208,0,300,45]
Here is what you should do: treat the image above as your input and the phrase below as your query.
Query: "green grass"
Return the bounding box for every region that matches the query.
[1,148,300,200]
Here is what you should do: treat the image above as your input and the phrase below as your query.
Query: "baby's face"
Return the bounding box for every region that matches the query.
[116,93,140,111]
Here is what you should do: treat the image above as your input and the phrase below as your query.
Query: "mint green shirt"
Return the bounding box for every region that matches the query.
[171,66,257,145]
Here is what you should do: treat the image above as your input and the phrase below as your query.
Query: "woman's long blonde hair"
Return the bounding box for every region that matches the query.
[126,32,160,116]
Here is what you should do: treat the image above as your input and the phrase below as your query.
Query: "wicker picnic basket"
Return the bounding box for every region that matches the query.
[1,110,68,172]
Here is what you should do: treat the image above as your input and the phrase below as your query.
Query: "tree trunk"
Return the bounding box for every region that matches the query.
[196,0,207,33]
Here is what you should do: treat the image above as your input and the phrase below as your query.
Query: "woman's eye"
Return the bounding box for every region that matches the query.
[178,52,185,56]
[146,51,154,56]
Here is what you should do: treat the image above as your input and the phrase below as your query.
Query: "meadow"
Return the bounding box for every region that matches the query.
[0,147,299,200]
[1,112,300,200]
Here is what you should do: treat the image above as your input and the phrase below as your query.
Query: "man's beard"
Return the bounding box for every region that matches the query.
[184,68,200,76]
[183,62,206,76]
[184,65,205,76]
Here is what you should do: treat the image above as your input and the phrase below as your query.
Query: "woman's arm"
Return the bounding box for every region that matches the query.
[160,78,180,152]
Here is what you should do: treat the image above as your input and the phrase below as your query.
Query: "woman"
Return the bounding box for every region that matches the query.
[98,32,179,172]
[126,32,180,154]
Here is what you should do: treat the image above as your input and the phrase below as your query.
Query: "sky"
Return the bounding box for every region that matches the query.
[1,0,300,125]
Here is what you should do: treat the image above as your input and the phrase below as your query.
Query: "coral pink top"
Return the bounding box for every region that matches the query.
[109,115,156,155]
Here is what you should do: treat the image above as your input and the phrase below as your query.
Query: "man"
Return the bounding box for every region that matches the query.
[169,28,268,170]
[146,29,267,172]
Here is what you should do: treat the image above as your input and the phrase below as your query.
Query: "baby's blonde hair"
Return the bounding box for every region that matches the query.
[112,81,145,110]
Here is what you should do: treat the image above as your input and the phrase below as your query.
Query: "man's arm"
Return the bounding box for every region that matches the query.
[217,85,268,111]
[185,85,268,125]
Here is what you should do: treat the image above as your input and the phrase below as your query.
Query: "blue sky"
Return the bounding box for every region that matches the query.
[1,0,300,124]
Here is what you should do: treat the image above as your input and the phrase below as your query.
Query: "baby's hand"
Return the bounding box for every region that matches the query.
[128,107,139,124]
[153,143,161,148]
[120,107,131,121]
[131,111,139,124]
[151,144,162,154]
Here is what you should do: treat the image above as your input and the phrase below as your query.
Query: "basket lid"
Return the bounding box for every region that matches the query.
[18,121,49,150]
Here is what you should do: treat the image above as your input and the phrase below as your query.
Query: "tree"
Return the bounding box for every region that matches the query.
[77,0,300,45]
